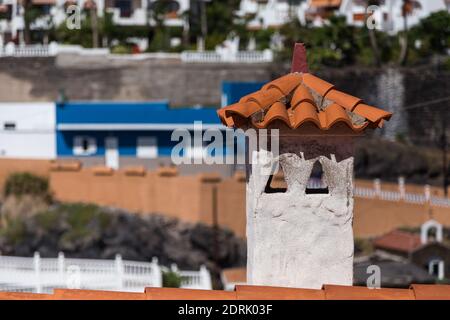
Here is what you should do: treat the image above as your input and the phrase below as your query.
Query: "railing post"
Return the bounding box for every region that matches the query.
[199,265,212,290]
[115,254,124,291]
[33,252,42,293]
[58,252,65,283]
[398,176,406,200]
[5,42,15,56]
[170,263,178,273]
[374,179,381,198]
[425,185,431,202]
[151,257,162,288]
[48,42,59,56]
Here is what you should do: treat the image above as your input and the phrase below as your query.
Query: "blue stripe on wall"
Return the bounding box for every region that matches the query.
[57,101,221,125]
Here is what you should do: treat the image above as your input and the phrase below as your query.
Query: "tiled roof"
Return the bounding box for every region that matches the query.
[311,0,342,8]
[217,72,392,132]
[373,230,422,253]
[1,284,450,300]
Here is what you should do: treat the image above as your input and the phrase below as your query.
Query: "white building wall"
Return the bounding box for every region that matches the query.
[339,0,447,34]
[0,102,56,159]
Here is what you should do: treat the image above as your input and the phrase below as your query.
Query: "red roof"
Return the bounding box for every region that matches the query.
[1,284,449,300]
[217,72,392,132]
[373,230,422,253]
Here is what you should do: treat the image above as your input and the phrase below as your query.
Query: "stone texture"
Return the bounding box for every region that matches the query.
[246,135,355,289]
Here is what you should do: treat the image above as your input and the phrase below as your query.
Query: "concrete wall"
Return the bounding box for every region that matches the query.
[0,102,56,159]
[0,57,273,107]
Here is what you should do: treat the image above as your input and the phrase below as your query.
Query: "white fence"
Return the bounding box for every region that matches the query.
[307,178,450,208]
[180,49,273,63]
[0,42,274,63]
[0,252,211,294]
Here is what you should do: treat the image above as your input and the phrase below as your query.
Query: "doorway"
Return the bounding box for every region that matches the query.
[105,137,119,169]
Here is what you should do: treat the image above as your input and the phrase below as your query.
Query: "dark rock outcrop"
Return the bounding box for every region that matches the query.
[0,204,247,288]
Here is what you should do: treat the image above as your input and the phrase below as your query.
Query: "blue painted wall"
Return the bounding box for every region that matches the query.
[56,101,221,125]
[221,81,266,106]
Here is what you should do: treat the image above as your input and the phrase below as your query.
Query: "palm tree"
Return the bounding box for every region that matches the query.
[85,0,99,48]
[22,0,32,44]
[399,0,421,65]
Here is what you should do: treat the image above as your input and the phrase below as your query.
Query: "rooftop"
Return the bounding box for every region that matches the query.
[218,44,392,132]
[373,230,423,254]
[1,284,449,300]
[218,72,392,132]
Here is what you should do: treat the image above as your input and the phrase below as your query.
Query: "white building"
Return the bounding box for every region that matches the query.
[339,0,447,34]
[0,102,56,159]
[0,0,189,45]
[236,0,308,29]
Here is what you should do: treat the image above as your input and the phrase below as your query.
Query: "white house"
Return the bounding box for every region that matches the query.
[0,0,189,45]
[339,0,447,34]
[236,0,308,29]
[0,102,56,159]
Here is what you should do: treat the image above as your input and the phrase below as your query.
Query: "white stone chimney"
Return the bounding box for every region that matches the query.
[217,43,393,290]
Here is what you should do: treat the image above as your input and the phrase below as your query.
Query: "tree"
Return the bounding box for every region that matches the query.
[84,0,99,48]
[398,0,422,65]
[22,0,48,44]
[410,10,450,56]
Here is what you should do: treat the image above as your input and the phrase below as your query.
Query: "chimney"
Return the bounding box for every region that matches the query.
[217,43,393,290]
[291,43,309,73]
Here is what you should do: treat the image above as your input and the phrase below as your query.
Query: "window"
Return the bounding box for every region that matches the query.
[114,0,132,17]
[264,173,288,194]
[305,161,329,195]
[3,122,16,130]
[73,136,97,156]
[428,259,445,280]
[137,137,158,159]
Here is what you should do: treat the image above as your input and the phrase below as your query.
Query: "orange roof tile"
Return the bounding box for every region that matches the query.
[373,230,422,253]
[0,291,53,300]
[1,284,450,300]
[410,284,450,300]
[236,285,325,300]
[145,288,236,300]
[52,289,147,300]
[323,285,415,300]
[217,45,392,133]
[310,0,342,8]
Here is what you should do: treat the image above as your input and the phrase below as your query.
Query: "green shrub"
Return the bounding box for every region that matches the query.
[0,216,26,245]
[4,172,51,200]
[162,271,182,288]
[111,44,132,54]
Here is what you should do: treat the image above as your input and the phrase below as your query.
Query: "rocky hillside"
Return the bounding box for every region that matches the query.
[0,203,246,289]
[355,138,449,186]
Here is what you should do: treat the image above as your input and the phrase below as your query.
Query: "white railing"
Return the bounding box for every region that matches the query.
[353,180,450,208]
[0,42,274,63]
[0,252,212,293]
[0,43,51,57]
[181,49,273,63]
[308,178,450,208]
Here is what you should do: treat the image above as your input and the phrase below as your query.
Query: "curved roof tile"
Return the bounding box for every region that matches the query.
[217,72,393,133]
[291,84,315,109]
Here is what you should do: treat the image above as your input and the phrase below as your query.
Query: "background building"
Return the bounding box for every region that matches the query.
[0,102,56,159]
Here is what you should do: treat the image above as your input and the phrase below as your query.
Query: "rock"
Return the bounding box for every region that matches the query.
[0,203,247,286]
